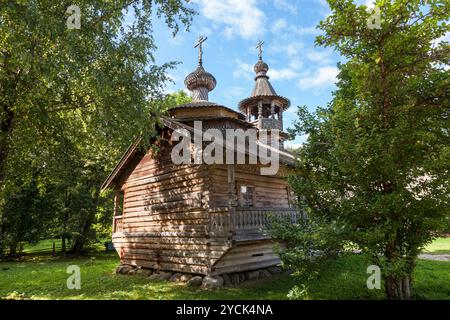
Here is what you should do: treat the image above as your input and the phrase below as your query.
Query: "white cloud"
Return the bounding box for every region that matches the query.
[268,68,299,81]
[233,59,254,80]
[168,35,185,46]
[193,0,265,39]
[193,25,214,37]
[284,141,306,150]
[270,41,303,58]
[269,42,304,71]
[291,25,321,36]
[223,86,246,101]
[274,0,298,15]
[306,49,333,65]
[298,66,338,90]
[316,0,332,17]
[288,58,303,70]
[315,0,329,7]
[271,18,288,34]
[365,0,376,8]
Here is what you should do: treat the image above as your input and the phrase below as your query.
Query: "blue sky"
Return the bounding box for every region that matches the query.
[150,0,369,147]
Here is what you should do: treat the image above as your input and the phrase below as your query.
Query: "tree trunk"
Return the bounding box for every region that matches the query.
[71,189,100,255]
[0,109,13,252]
[385,275,412,300]
[61,235,66,255]
[0,106,14,186]
[61,191,70,255]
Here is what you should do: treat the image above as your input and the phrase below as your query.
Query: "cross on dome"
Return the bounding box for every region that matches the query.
[256,40,264,60]
[184,35,216,101]
[194,35,207,66]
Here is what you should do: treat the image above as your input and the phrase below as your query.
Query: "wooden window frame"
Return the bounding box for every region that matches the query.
[114,190,125,217]
[238,184,256,208]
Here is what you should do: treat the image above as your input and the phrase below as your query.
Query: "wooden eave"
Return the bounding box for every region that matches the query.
[101,116,297,191]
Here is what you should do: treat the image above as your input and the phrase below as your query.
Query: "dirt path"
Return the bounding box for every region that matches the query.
[418,254,450,261]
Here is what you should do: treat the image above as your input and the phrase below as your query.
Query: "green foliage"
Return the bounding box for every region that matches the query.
[163,90,192,107]
[266,216,347,277]
[0,174,56,255]
[286,0,449,299]
[0,1,195,256]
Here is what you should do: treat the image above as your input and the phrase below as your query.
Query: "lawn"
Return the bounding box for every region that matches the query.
[0,239,449,300]
[423,237,450,255]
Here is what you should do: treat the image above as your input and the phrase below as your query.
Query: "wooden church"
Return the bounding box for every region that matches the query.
[102,38,300,276]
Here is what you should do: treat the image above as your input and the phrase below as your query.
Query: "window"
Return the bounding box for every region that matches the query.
[239,185,255,207]
[115,190,124,216]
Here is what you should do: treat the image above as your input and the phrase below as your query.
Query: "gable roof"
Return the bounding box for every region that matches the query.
[101,116,297,191]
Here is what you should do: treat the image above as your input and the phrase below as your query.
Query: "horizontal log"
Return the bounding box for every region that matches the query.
[124,217,208,225]
[125,177,207,196]
[123,211,208,220]
[122,257,209,274]
[125,185,205,203]
[123,227,207,235]
[124,195,204,212]
[125,170,208,190]
[211,258,281,276]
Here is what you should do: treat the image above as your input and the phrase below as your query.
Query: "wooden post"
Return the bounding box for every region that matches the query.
[278,110,283,126]
[227,165,237,241]
[258,101,263,119]
[113,190,119,233]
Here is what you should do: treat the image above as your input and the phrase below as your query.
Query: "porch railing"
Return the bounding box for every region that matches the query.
[209,207,302,240]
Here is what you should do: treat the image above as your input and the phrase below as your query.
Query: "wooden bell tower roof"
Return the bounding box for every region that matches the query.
[238,41,290,112]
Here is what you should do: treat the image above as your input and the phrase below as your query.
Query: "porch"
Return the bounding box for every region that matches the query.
[209,207,302,242]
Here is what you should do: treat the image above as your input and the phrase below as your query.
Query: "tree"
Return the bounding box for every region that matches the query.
[0,1,194,184]
[0,171,56,256]
[0,1,195,255]
[287,0,449,299]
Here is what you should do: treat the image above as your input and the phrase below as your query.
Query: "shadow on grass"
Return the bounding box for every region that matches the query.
[1,251,448,300]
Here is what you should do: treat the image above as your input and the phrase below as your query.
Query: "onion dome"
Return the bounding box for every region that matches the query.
[254,59,269,77]
[182,36,217,102]
[184,65,217,101]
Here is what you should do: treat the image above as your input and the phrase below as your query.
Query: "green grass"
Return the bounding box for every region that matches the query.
[423,237,450,255]
[23,239,109,255]
[23,239,62,254]
[1,250,449,300]
[1,237,449,300]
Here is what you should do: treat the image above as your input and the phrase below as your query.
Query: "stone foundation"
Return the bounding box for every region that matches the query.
[115,265,284,289]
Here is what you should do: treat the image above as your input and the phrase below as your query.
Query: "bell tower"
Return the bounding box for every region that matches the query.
[238,41,290,148]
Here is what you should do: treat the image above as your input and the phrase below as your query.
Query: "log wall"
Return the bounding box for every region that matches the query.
[112,142,292,275]
[112,142,217,275]
[208,164,291,208]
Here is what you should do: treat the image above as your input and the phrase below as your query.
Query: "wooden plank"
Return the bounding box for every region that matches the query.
[211,258,281,275]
